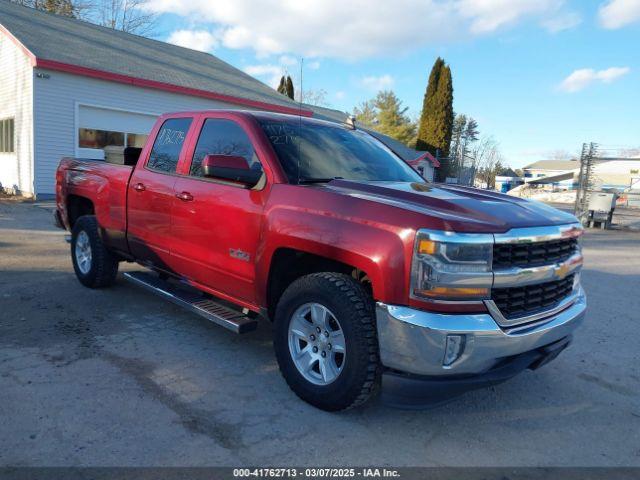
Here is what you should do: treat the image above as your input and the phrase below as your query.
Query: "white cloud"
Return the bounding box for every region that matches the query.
[599,0,640,29]
[334,91,346,100]
[458,0,561,33]
[243,64,284,88]
[279,55,297,67]
[167,29,217,52]
[144,0,576,60]
[541,11,582,32]
[360,74,394,91]
[558,67,630,92]
[243,55,318,88]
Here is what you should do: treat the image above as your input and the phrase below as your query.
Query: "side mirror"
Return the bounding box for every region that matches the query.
[201,154,262,187]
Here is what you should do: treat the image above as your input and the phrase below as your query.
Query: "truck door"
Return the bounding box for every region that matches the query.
[171,117,267,304]
[127,116,193,273]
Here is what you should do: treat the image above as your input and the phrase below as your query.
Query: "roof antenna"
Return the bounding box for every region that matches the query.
[299,57,304,112]
[296,58,304,185]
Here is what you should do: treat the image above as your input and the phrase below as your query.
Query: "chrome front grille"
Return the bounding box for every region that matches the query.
[491,274,575,320]
[488,224,584,327]
[493,237,578,269]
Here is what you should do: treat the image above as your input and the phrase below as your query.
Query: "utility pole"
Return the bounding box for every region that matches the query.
[573,142,597,223]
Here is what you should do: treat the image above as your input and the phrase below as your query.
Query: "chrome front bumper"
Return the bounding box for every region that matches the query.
[376,288,586,376]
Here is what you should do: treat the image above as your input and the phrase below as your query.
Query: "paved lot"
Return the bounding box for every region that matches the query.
[1,200,639,467]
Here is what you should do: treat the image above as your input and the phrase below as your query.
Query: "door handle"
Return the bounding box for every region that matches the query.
[176,191,194,202]
[133,183,146,192]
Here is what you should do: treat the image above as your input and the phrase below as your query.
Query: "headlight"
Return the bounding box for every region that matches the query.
[411,230,493,301]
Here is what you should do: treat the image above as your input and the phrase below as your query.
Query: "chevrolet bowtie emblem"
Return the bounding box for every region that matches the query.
[555,263,570,279]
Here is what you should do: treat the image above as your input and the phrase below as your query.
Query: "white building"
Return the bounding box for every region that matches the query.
[522,159,579,190]
[405,151,438,182]
[0,1,325,197]
[1,2,427,198]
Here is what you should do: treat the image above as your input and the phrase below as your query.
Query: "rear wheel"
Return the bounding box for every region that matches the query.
[71,215,119,288]
[274,273,380,411]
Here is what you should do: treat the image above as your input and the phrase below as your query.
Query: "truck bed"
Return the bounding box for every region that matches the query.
[56,157,134,253]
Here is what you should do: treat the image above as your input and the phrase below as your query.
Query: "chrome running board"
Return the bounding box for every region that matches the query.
[124,271,258,334]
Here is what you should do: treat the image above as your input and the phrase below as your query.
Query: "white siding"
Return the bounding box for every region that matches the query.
[0,34,33,195]
[33,69,256,195]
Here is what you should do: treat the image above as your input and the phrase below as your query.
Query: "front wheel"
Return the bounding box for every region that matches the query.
[71,215,119,288]
[274,273,380,411]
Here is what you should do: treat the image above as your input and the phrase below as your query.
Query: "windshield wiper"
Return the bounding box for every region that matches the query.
[297,176,343,184]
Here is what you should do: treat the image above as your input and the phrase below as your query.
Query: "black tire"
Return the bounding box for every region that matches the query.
[71,215,119,288]
[274,273,380,411]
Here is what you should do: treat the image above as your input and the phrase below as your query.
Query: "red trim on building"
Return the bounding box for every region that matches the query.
[33,58,315,117]
[0,24,37,66]
[408,151,441,168]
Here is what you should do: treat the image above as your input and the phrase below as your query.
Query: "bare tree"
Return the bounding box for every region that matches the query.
[471,135,502,188]
[548,149,574,160]
[12,0,158,35]
[92,0,157,35]
[296,89,330,107]
[617,147,640,158]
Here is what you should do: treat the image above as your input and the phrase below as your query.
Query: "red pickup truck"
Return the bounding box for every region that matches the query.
[55,110,586,410]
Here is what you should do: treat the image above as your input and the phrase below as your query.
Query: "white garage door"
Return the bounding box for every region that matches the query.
[77,106,158,160]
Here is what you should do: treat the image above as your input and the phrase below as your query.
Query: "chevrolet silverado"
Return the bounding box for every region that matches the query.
[55,110,586,410]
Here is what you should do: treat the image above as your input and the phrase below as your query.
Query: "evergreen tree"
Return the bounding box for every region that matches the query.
[460,117,478,166]
[353,91,416,146]
[353,100,377,129]
[285,76,295,100]
[450,114,467,172]
[463,118,479,148]
[416,57,454,181]
[12,0,77,16]
[47,0,75,15]
[373,91,416,146]
[277,76,287,96]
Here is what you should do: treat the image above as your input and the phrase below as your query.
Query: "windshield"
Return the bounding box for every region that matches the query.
[257,118,423,184]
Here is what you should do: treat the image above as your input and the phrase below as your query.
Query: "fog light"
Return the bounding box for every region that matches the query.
[443,335,465,366]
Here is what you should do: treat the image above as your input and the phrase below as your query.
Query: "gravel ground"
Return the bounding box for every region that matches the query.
[1,200,639,467]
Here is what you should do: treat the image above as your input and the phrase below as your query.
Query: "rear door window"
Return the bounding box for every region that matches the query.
[147,117,192,173]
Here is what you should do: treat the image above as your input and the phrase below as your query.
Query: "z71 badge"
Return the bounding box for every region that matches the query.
[229,248,250,262]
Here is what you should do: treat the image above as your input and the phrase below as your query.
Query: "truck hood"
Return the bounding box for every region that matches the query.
[322,180,578,232]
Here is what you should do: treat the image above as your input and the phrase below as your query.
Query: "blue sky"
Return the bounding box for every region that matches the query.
[143,0,639,168]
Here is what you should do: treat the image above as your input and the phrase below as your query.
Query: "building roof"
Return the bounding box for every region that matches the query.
[526,171,576,184]
[0,0,312,115]
[523,159,579,171]
[0,1,431,166]
[406,150,440,168]
[498,167,520,177]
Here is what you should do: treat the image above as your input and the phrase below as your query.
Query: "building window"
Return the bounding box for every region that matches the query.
[79,128,124,149]
[127,133,148,148]
[0,118,15,153]
[79,129,150,150]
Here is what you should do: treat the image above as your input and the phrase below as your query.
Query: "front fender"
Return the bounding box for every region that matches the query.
[255,204,414,306]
